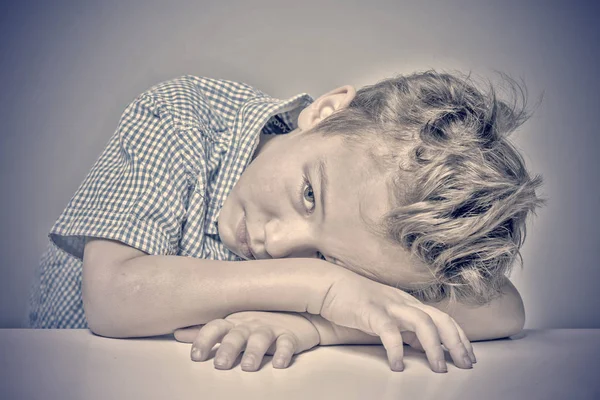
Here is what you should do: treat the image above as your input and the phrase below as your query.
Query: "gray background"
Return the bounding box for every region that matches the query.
[1,0,598,329]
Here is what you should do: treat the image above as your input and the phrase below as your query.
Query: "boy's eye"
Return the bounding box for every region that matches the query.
[300,177,316,212]
[316,251,327,261]
[303,185,315,204]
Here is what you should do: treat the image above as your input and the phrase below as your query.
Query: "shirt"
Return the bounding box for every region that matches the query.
[27,75,313,328]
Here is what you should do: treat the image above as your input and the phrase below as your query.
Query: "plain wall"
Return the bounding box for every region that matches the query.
[1,0,598,329]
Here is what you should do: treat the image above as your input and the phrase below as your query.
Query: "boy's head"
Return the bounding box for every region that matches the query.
[218,70,547,305]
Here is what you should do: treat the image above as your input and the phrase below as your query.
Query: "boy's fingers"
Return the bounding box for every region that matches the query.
[453,319,476,363]
[368,309,405,371]
[191,320,232,362]
[415,305,472,369]
[214,327,250,370]
[241,328,276,372]
[436,320,471,370]
[394,306,447,373]
[272,333,297,369]
[385,332,405,372]
[403,331,424,352]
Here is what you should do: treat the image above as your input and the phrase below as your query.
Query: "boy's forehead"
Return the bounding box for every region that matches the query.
[317,135,384,171]
[321,134,401,180]
[313,135,397,229]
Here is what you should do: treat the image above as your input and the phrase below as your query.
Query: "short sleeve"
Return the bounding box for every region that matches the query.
[49,92,201,261]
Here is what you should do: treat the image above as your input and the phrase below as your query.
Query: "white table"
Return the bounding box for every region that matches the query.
[1,329,599,400]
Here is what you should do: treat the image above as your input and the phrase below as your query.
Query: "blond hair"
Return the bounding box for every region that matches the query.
[313,70,547,305]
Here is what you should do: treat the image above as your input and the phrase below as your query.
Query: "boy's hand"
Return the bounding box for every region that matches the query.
[174,311,320,371]
[300,312,426,352]
[319,273,476,373]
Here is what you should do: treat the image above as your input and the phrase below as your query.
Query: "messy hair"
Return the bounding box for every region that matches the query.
[312,70,547,305]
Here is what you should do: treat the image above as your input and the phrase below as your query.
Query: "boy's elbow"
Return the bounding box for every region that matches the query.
[83,264,144,338]
[82,266,125,338]
[82,237,147,338]
[460,278,525,341]
[84,298,116,338]
[489,278,526,339]
[502,281,526,337]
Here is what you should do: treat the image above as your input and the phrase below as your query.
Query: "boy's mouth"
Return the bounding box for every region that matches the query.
[236,215,256,260]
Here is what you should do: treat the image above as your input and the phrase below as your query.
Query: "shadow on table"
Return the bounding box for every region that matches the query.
[326,331,530,371]
[332,344,434,369]
[473,330,528,342]
[144,331,531,371]
[92,332,177,342]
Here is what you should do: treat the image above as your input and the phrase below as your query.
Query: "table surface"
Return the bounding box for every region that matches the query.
[1,329,599,400]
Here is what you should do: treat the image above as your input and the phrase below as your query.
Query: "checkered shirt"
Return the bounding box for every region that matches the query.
[27,75,313,328]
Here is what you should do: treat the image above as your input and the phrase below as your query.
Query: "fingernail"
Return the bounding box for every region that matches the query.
[191,347,201,361]
[436,361,447,373]
[463,356,473,368]
[470,352,477,363]
[273,357,286,368]
[242,354,256,369]
[392,360,404,371]
[214,356,229,368]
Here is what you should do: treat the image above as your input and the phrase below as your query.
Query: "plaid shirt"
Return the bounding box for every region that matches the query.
[27,75,313,328]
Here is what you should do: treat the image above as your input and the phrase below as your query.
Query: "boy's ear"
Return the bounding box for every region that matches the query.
[297,85,356,131]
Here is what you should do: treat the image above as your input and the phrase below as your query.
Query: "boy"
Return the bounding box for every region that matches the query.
[27,71,545,373]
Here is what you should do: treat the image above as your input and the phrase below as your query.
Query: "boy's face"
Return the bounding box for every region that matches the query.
[218,128,432,290]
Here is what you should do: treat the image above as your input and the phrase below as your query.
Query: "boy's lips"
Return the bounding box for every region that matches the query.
[235,215,255,260]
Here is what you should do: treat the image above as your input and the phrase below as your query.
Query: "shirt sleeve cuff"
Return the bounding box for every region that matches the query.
[49,208,179,261]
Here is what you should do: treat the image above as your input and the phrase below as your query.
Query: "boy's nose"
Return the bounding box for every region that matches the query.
[263,218,315,259]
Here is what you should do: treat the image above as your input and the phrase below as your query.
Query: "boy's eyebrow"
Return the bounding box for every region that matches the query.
[317,157,329,222]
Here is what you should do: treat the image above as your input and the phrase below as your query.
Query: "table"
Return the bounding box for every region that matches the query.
[1,329,599,399]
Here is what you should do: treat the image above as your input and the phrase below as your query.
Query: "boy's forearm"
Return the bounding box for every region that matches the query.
[85,255,345,338]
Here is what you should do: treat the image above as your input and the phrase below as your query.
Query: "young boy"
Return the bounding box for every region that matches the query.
[27,71,545,373]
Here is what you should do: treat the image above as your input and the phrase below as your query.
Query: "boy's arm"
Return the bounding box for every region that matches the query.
[303,277,525,344]
[83,237,476,373]
[82,237,340,338]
